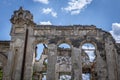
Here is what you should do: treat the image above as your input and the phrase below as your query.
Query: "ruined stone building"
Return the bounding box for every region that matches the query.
[0,7,120,80]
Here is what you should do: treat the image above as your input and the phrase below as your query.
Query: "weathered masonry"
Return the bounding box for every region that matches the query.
[0,7,120,80]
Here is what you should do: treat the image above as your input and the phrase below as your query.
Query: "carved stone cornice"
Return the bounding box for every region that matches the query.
[10,7,34,25]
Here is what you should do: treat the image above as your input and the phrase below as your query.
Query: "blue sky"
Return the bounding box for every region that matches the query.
[0,0,120,42]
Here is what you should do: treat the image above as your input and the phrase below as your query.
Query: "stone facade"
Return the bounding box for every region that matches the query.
[0,7,120,80]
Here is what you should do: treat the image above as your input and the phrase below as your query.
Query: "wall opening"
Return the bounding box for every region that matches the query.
[35,43,48,60]
[56,43,72,80]
[82,43,96,62]
[41,72,46,80]
[59,73,71,80]
[58,43,71,49]
[82,73,91,80]
[81,43,96,80]
[33,43,48,80]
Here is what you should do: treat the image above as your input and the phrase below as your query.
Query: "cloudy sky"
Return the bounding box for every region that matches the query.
[0,0,120,43]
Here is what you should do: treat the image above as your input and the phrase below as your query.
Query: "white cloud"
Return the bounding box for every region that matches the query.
[42,8,52,14]
[42,8,57,17]
[33,0,49,4]
[51,12,57,18]
[110,23,120,43]
[39,21,52,25]
[82,43,95,50]
[62,0,93,15]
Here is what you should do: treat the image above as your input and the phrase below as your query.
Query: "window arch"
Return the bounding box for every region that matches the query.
[57,43,72,80]
[58,43,71,49]
[81,43,97,80]
[82,43,96,62]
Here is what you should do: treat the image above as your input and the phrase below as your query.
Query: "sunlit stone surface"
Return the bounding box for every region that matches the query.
[0,7,120,80]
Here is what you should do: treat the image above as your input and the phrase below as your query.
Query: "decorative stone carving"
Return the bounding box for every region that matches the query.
[10,7,33,25]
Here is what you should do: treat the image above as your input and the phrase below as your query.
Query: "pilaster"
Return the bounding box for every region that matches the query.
[46,44,57,80]
[72,47,82,80]
[105,36,118,80]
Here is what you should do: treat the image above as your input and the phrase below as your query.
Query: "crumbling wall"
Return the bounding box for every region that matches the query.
[33,25,118,80]
[116,43,120,80]
[0,7,119,80]
[0,41,10,79]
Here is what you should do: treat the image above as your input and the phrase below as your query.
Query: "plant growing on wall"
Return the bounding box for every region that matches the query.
[0,69,3,80]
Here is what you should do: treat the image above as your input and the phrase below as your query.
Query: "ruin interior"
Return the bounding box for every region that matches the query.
[0,7,120,80]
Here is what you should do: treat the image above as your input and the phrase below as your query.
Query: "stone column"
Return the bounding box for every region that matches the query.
[4,38,25,80]
[46,44,57,80]
[23,27,35,80]
[4,7,35,80]
[117,53,120,80]
[96,50,108,80]
[72,47,82,80]
[105,37,118,80]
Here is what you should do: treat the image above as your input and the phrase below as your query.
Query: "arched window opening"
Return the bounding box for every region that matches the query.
[82,43,96,62]
[81,43,97,80]
[35,43,48,60]
[57,43,71,64]
[56,43,72,80]
[58,43,71,49]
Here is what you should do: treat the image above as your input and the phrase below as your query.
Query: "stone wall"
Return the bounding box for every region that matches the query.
[0,41,10,79]
[0,7,119,80]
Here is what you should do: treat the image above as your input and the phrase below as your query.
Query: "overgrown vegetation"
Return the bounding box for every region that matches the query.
[0,69,3,80]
